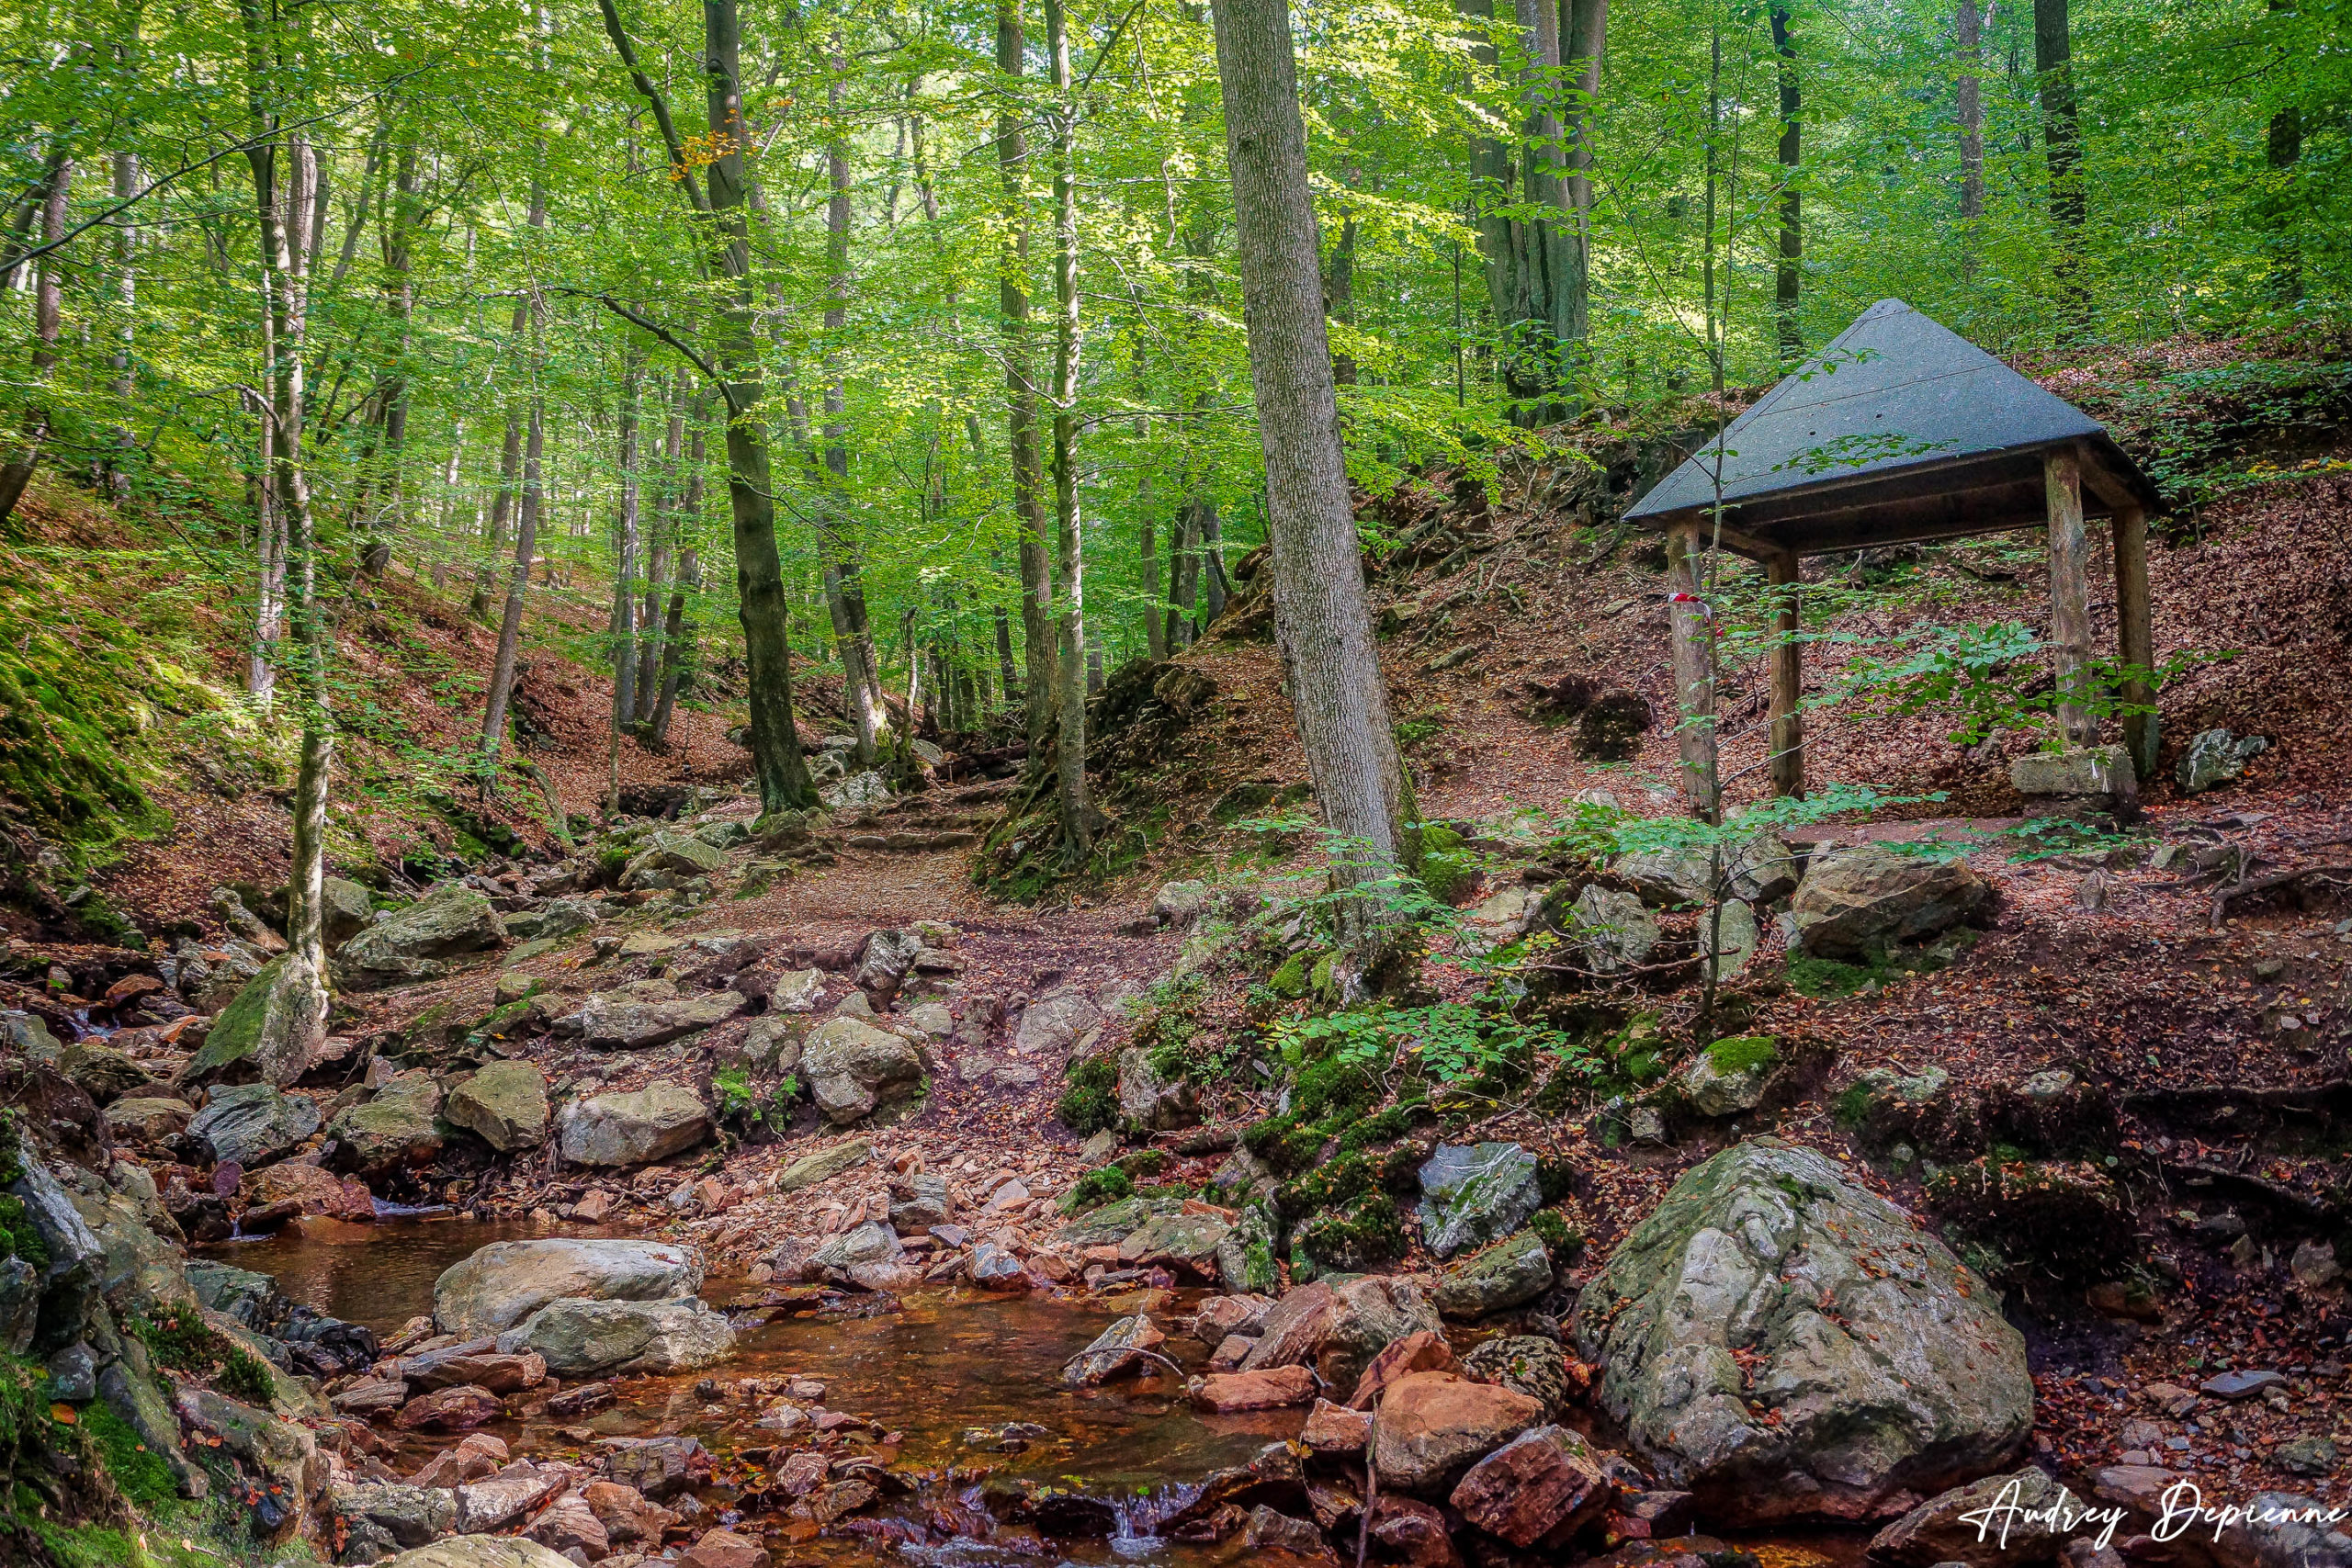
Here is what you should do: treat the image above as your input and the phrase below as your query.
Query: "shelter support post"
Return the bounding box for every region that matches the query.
[2043,446,2097,745]
[1664,521,1720,820]
[1766,549,1804,798]
[2111,500,2156,780]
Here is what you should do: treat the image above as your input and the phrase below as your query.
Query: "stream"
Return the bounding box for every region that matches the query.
[207,1216,1297,1564]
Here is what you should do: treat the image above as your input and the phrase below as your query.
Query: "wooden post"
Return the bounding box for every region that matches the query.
[1767,548,1804,798]
[2111,500,2156,780]
[1664,521,1720,819]
[2043,445,2096,745]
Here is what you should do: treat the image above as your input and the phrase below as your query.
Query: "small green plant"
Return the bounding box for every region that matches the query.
[81,1399,177,1508]
[1704,1034,1781,1074]
[712,1066,796,1139]
[1057,1055,1120,1135]
[128,1308,276,1407]
[0,1194,50,1270]
[1064,1166,1134,1213]
[1528,1207,1581,1260]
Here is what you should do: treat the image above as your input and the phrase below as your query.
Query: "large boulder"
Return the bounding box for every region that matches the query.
[575,988,749,1051]
[327,1072,445,1176]
[800,1018,924,1125]
[1614,831,1799,908]
[187,1081,321,1168]
[445,1061,550,1153]
[377,1539,577,1568]
[1371,1371,1544,1496]
[58,1041,155,1104]
[1460,1336,1576,1421]
[337,883,505,989]
[1418,1142,1542,1259]
[433,1238,705,1337]
[1868,1468,2070,1567]
[1241,1275,1441,1393]
[1572,1137,2031,1524]
[1569,886,1659,975]
[174,1384,323,1541]
[558,1081,709,1167]
[106,1095,195,1143]
[1433,1231,1554,1319]
[1788,845,1986,959]
[1117,1046,1200,1132]
[1450,1424,1613,1549]
[333,1482,459,1551]
[320,876,376,947]
[497,1297,735,1376]
[1012,986,1103,1058]
[503,897,599,942]
[180,954,329,1087]
[621,832,725,886]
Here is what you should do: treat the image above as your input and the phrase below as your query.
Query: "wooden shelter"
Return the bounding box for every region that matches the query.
[1623,299,2164,812]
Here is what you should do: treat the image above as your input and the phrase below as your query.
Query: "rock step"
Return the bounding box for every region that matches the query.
[838,830,979,852]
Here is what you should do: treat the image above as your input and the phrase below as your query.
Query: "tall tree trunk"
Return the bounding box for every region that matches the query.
[997,0,1057,744]
[2264,0,2303,303]
[1326,202,1359,388]
[607,349,644,814]
[1167,496,1201,651]
[1212,0,1413,959]
[1769,3,1802,362]
[821,58,888,765]
[360,137,421,576]
[1200,502,1228,626]
[649,549,696,748]
[1046,0,1092,859]
[0,157,72,533]
[1956,0,1985,269]
[2033,0,2087,327]
[107,148,138,499]
[704,0,817,813]
[472,406,523,621]
[637,372,684,721]
[479,174,548,759]
[1562,0,1607,367]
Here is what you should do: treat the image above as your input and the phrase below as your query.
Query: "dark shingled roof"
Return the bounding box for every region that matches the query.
[1623,299,2158,556]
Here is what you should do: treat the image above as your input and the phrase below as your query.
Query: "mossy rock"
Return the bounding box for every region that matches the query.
[1295,1191,1407,1272]
[1268,953,1309,998]
[1057,1055,1120,1136]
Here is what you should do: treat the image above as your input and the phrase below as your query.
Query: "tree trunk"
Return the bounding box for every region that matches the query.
[648,549,697,750]
[1046,0,1092,860]
[479,172,548,759]
[1326,204,1359,388]
[0,156,71,533]
[997,0,1057,744]
[705,0,817,813]
[607,350,643,813]
[1956,0,1985,265]
[2033,0,2087,327]
[1212,0,1414,954]
[1562,0,1607,363]
[1770,4,1802,362]
[107,148,137,499]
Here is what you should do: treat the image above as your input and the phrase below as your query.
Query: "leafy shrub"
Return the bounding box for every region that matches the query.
[1528,1207,1582,1261]
[0,1195,49,1269]
[1295,1192,1407,1270]
[1065,1166,1133,1213]
[128,1308,275,1407]
[1057,1055,1120,1136]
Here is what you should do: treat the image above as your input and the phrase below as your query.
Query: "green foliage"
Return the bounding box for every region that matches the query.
[0,1197,48,1271]
[1065,1166,1134,1213]
[711,1066,795,1139]
[1272,1145,1420,1222]
[1704,1034,1781,1074]
[1334,1100,1432,1153]
[1787,953,1888,998]
[1528,1208,1582,1260]
[126,1310,274,1408]
[1241,1114,1329,1176]
[1841,621,2222,750]
[1535,1156,1578,1205]
[80,1402,175,1510]
[1294,1192,1407,1272]
[1056,1055,1120,1137]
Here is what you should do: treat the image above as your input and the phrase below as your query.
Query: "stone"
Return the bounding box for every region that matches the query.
[523,1492,607,1560]
[1118,1207,1232,1275]
[1371,1371,1544,1496]
[582,1477,682,1540]
[393,1383,504,1431]
[334,1480,458,1548]
[240,1161,373,1222]
[1450,1424,1612,1548]
[316,876,376,946]
[1193,1293,1273,1343]
[1614,832,1799,908]
[328,1072,445,1176]
[595,1436,711,1501]
[1369,1495,1464,1568]
[1056,1193,1183,1247]
[1699,898,1761,981]
[1677,1034,1782,1118]
[680,1528,771,1568]
[969,1241,1028,1289]
[773,1140,872,1192]
[498,1296,736,1376]
[1349,1329,1457,1409]
[1117,1046,1200,1131]
[453,1468,568,1533]
[770,967,827,1012]
[374,1539,577,1568]
[888,1174,952,1230]
[1302,1398,1375,1453]
[1433,1230,1555,1319]
[2199,1369,2283,1401]
[1573,1137,2031,1524]
[433,1238,704,1337]
[445,1062,550,1153]
[338,883,505,989]
[1243,1275,1442,1393]
[800,1018,924,1125]
[181,953,331,1086]
[809,1221,902,1274]
[1013,987,1103,1057]
[1061,1313,1169,1385]
[1868,1469,2072,1567]
[402,1346,546,1394]
[558,1081,709,1166]
[1571,886,1660,974]
[2011,745,2139,817]
[622,832,726,886]
[1151,879,1214,929]
[2177,728,2265,794]
[106,1095,194,1142]
[58,1041,155,1104]
[853,928,925,995]
[1789,845,1987,959]
[1244,1505,1337,1562]
[1460,1336,1577,1421]
[575,988,748,1051]
[187,1080,321,1168]
[2274,1437,2338,1479]
[1417,1142,1542,1259]
[502,897,600,942]
[1190,1365,1319,1411]
[2290,1239,2342,1289]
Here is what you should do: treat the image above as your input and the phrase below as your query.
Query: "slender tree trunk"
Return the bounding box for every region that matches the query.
[1212,0,1413,959]
[1770,3,1802,361]
[649,549,696,748]
[1046,0,1092,859]
[1326,203,1359,388]
[2033,0,2087,328]
[480,174,548,759]
[2264,0,2302,303]
[1956,0,1985,270]
[1167,499,1201,652]
[107,149,138,499]
[1562,0,1607,367]
[1201,502,1228,626]
[0,158,72,532]
[607,350,643,813]
[820,59,888,766]
[637,373,684,721]
[997,0,1057,744]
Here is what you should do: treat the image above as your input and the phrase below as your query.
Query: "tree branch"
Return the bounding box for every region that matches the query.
[593,0,709,214]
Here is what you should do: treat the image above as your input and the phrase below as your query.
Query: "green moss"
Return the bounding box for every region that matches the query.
[1065,1166,1133,1213]
[1704,1034,1781,1073]
[1528,1208,1582,1260]
[81,1400,175,1509]
[1295,1191,1407,1271]
[1832,1083,1874,1131]
[1785,953,1886,998]
[1334,1101,1430,1153]
[0,1195,48,1270]
[1291,1054,1380,1122]
[1113,1149,1169,1180]
[1267,953,1309,998]
[1241,1114,1326,1175]
[473,998,533,1039]
[126,1309,274,1407]
[1056,1055,1120,1136]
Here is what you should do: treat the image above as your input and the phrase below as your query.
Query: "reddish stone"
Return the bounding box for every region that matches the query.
[1244,1505,1337,1562]
[409,1350,547,1395]
[1449,1424,1612,1548]
[772,1450,829,1497]
[1370,1495,1465,1568]
[1300,1398,1374,1454]
[525,1491,609,1559]
[1187,1365,1318,1412]
[680,1527,771,1568]
[329,1377,409,1418]
[391,1382,503,1431]
[1348,1328,1454,1409]
[1370,1371,1544,1495]
[582,1479,680,1543]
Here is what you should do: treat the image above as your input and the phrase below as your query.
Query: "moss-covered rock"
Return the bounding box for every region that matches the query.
[179,954,329,1088]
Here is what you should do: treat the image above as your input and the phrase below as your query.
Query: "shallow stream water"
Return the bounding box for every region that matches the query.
[209,1217,1295,1564]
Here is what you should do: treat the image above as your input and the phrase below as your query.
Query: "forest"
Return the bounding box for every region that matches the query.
[0,0,2347,1564]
